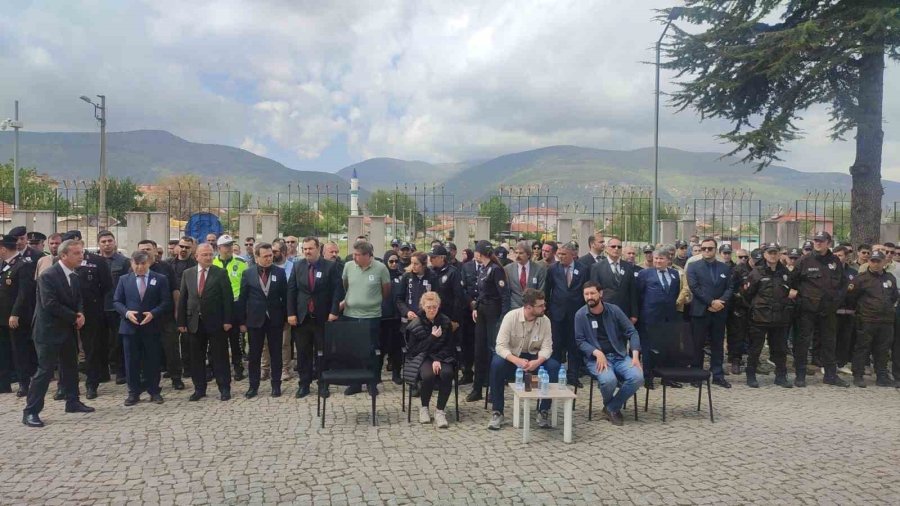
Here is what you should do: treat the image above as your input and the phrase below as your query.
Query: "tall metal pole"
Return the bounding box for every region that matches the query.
[98,94,107,228]
[13,100,20,208]
[653,12,679,246]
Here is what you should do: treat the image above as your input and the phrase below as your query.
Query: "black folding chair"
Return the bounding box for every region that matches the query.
[574,374,639,421]
[317,320,381,427]
[642,322,714,423]
[400,328,461,422]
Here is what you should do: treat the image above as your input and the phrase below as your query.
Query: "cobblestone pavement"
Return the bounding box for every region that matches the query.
[2,370,899,505]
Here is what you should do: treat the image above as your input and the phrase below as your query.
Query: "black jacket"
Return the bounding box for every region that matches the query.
[588,258,638,318]
[33,263,83,345]
[238,265,288,328]
[405,310,455,363]
[0,254,36,326]
[743,263,796,326]
[846,269,898,323]
[177,265,233,334]
[396,270,438,320]
[791,250,846,313]
[77,252,114,320]
[287,258,342,322]
[430,263,465,323]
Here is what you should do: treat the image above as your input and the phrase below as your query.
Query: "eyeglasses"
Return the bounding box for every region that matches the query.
[285,240,297,244]
[700,247,715,251]
[608,245,621,249]
[388,259,398,264]
[244,243,253,247]
[803,248,812,252]
[738,256,748,260]
[859,251,871,255]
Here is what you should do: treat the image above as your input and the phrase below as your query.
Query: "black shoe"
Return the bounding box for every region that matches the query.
[65,401,95,413]
[220,389,232,401]
[465,389,482,402]
[459,372,474,385]
[115,376,127,385]
[385,361,393,372]
[296,385,310,399]
[150,394,164,404]
[392,374,403,385]
[344,384,362,396]
[53,388,65,401]
[794,376,807,388]
[644,378,655,390]
[233,369,245,382]
[853,377,866,388]
[662,379,683,388]
[22,413,44,427]
[568,379,584,389]
[712,378,732,389]
[171,378,185,390]
[16,385,28,398]
[410,384,419,398]
[730,360,741,375]
[271,385,281,397]
[774,376,793,388]
[85,387,98,400]
[824,376,850,388]
[244,388,258,399]
[188,392,206,401]
[318,384,330,399]
[746,374,759,388]
[99,373,112,383]
[162,372,171,379]
[876,376,891,387]
[603,407,624,426]
[124,394,140,406]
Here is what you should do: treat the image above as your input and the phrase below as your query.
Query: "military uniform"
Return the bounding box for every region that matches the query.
[77,251,114,397]
[470,251,510,399]
[0,245,38,395]
[742,257,795,387]
[845,258,897,385]
[726,260,754,372]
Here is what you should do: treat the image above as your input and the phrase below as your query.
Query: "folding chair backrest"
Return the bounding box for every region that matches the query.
[642,322,692,368]
[323,320,378,372]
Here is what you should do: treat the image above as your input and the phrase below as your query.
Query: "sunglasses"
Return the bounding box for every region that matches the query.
[244,243,253,247]
[803,248,812,252]
[28,241,41,245]
[738,256,748,260]
[700,247,715,251]
[388,259,398,263]
[608,245,621,249]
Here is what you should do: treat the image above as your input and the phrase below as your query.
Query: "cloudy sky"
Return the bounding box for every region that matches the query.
[1,0,898,178]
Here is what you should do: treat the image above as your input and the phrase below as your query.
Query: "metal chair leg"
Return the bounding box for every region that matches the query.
[661,382,667,423]
[371,389,377,427]
[707,377,714,423]
[588,379,593,421]
[320,389,326,428]
[644,383,650,412]
[454,373,460,421]
[697,380,703,411]
[407,384,412,423]
[484,385,489,410]
[401,382,406,413]
[633,393,638,421]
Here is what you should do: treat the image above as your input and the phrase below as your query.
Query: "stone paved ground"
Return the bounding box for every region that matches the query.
[2,371,899,505]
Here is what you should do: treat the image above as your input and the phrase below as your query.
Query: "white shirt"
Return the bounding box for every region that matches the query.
[60,263,76,286]
[657,269,672,287]
[607,256,623,274]
[516,261,530,283]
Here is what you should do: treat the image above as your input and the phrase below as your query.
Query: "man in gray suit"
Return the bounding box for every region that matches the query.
[505,241,547,310]
[23,239,94,427]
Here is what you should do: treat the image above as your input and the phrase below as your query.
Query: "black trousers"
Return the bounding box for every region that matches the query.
[726,308,749,362]
[381,319,402,377]
[419,360,454,410]
[295,316,324,387]
[550,313,578,383]
[746,324,788,375]
[691,313,727,380]
[853,320,893,378]
[10,326,37,391]
[835,312,856,367]
[159,318,182,379]
[797,310,837,376]
[459,315,475,376]
[189,323,231,393]
[248,322,282,389]
[226,303,243,371]
[25,337,80,416]
[473,303,502,390]
[123,331,162,396]
[0,327,12,389]
[81,315,108,389]
[894,308,900,380]
[105,310,125,378]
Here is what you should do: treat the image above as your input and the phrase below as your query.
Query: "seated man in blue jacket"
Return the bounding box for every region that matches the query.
[574,281,643,426]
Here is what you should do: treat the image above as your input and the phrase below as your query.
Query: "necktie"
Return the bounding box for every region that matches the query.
[709,262,717,284]
[308,263,316,314]
[659,270,670,292]
[519,265,527,290]
[260,267,269,286]
[69,272,79,297]
[566,265,573,287]
[138,275,146,301]
[198,268,206,296]
[613,262,621,283]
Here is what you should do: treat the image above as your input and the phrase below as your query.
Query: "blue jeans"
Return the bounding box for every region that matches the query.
[587,353,643,414]
[489,353,560,414]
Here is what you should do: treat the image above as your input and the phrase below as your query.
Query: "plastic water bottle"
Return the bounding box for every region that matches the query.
[558,364,567,390]
[515,367,524,391]
[540,369,550,395]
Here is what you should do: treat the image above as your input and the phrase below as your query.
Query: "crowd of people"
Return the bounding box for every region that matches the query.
[5,225,898,430]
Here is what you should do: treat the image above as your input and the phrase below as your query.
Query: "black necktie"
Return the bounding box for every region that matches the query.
[69,272,80,297]
[660,270,670,292]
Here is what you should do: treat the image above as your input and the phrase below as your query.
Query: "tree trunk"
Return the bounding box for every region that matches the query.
[849,45,885,246]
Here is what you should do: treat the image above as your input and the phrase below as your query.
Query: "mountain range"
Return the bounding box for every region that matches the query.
[2,129,897,209]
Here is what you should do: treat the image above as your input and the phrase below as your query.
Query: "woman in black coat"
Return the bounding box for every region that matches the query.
[404,291,455,428]
[382,254,404,384]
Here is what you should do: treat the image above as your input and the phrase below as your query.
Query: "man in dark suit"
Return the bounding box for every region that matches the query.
[177,243,234,401]
[635,248,682,388]
[578,234,605,267]
[287,236,341,398]
[72,229,114,399]
[589,236,638,323]
[687,237,734,388]
[113,250,172,406]
[0,234,37,397]
[239,242,288,398]
[504,241,547,310]
[544,241,590,386]
[23,239,94,427]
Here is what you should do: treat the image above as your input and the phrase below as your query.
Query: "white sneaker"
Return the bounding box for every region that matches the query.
[434,410,449,429]
[487,411,504,430]
[537,410,551,429]
[837,365,852,375]
[419,406,431,424]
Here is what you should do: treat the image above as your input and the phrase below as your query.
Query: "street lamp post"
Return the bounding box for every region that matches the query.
[652,8,682,246]
[80,94,107,227]
[1,101,24,208]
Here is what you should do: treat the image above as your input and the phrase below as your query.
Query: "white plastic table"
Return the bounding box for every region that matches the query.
[510,383,577,443]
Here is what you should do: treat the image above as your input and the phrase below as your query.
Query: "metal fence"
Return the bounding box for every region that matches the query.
[591,187,654,244]
[692,188,762,243]
[269,183,350,239]
[791,190,850,243]
[490,184,559,241]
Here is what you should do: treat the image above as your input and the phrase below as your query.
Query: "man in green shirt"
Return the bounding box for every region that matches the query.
[340,241,391,395]
[213,234,248,381]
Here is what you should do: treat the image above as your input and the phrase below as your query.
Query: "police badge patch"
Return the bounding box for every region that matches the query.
[498,280,505,288]
[828,263,836,270]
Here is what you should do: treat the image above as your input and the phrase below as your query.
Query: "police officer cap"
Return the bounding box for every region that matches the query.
[391,239,400,247]
[675,240,688,248]
[428,245,449,257]
[475,240,493,256]
[870,250,886,261]
[27,231,47,242]
[642,244,655,254]
[0,234,17,249]
[62,230,82,241]
[8,226,26,237]
[495,246,509,259]
[802,240,814,250]
[813,230,832,242]
[400,242,411,250]
[719,244,733,254]
[750,248,763,262]
[763,242,780,252]
[788,248,801,258]
[216,234,234,246]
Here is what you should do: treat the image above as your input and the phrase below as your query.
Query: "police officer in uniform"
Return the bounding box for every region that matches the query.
[98,230,131,384]
[9,226,42,263]
[742,243,796,388]
[845,250,897,387]
[466,240,510,402]
[791,231,848,387]
[727,246,754,374]
[72,230,114,399]
[27,232,47,255]
[0,234,37,396]
[428,244,465,331]
[833,245,857,374]
[459,249,479,384]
